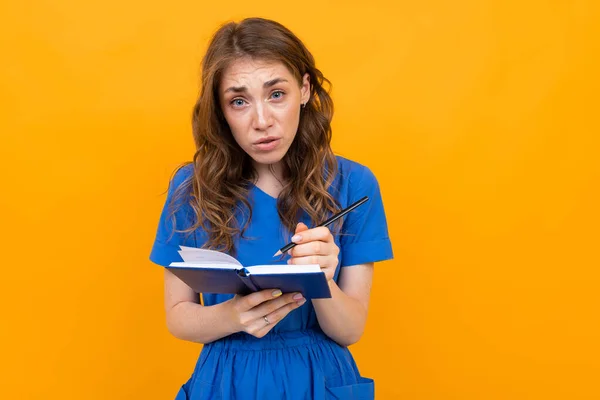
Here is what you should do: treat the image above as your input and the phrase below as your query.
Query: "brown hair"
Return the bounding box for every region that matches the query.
[169,17,339,254]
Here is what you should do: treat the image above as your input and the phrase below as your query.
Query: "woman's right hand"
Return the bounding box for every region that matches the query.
[227,289,306,338]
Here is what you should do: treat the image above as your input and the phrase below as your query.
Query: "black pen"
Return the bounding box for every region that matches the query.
[273,196,369,257]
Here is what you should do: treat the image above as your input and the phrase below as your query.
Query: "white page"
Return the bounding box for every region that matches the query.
[246,264,321,274]
[177,246,242,265]
[169,261,239,269]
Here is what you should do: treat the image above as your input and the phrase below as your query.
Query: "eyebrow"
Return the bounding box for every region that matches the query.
[224,78,289,94]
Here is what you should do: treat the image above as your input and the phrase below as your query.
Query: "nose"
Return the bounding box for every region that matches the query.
[252,102,274,131]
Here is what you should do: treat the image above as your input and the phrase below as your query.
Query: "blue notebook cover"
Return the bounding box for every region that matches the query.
[166,246,332,299]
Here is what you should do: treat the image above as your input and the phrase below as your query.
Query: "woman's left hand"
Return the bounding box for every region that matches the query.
[287,222,339,282]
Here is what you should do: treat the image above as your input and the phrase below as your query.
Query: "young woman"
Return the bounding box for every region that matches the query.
[149,17,393,400]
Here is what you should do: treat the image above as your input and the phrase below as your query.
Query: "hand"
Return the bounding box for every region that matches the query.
[287,222,339,282]
[227,289,306,338]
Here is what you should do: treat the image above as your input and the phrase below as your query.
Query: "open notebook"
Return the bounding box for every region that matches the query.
[166,246,332,299]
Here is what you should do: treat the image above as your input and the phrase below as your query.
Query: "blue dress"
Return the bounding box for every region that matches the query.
[150,156,393,400]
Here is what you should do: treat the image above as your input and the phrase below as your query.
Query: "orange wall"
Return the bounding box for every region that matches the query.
[1,1,599,399]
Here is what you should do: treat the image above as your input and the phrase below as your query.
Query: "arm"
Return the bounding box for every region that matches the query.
[311,263,373,347]
[163,269,237,343]
[287,223,375,347]
[153,168,306,343]
[164,269,306,344]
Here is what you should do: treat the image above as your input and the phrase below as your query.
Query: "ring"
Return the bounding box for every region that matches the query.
[264,316,270,325]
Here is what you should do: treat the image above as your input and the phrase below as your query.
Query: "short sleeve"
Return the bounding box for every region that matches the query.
[149,165,197,267]
[339,165,393,267]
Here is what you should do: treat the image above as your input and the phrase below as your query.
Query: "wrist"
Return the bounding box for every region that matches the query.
[219,298,243,335]
[317,278,337,301]
[327,276,338,289]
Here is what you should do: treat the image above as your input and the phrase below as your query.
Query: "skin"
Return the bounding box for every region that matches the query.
[164,58,374,347]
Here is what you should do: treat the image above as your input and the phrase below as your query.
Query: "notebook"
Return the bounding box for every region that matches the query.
[166,246,332,299]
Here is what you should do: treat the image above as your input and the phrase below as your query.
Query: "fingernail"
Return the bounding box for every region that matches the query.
[293,293,303,300]
[272,289,282,297]
[287,259,291,264]
[297,299,307,306]
[291,235,302,242]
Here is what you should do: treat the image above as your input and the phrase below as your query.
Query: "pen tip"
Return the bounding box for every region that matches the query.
[273,250,282,257]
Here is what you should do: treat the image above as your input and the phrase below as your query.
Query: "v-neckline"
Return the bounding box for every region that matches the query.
[251,183,279,201]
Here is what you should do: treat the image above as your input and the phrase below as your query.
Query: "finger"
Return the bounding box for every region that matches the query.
[288,255,327,266]
[252,298,307,337]
[266,298,307,324]
[290,226,332,246]
[289,241,331,257]
[238,288,284,311]
[246,300,294,337]
[248,292,304,320]
[295,222,309,234]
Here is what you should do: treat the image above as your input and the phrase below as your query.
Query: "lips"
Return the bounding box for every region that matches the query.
[253,137,281,151]
[254,136,280,145]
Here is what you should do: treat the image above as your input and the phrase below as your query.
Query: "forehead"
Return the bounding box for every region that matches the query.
[220,58,295,89]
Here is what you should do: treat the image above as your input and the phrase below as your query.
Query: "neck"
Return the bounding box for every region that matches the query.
[253,161,285,181]
[252,161,286,198]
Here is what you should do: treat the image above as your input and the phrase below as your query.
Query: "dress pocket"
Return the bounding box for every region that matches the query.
[326,377,374,400]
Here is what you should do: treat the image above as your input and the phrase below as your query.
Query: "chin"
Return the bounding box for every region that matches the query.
[252,153,284,166]
[250,149,288,166]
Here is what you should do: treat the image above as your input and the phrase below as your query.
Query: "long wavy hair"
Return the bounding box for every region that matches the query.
[169,17,340,254]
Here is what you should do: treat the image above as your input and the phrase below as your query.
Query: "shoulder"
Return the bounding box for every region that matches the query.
[167,163,194,195]
[334,155,379,188]
[171,163,194,186]
[328,155,381,207]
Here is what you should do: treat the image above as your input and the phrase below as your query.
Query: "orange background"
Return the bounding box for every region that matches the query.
[1,1,599,399]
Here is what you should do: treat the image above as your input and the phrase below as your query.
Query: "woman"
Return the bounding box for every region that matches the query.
[149,17,393,400]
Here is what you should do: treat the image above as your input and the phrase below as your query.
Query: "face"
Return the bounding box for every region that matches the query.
[219,58,310,170]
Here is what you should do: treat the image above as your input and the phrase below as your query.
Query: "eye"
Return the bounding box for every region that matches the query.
[270,90,285,100]
[230,98,246,108]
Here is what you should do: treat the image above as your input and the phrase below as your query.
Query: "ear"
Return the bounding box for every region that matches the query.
[300,73,311,105]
